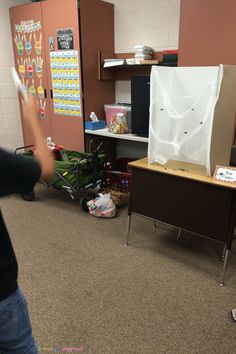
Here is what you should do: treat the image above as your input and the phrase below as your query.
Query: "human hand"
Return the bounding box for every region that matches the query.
[22,94,40,128]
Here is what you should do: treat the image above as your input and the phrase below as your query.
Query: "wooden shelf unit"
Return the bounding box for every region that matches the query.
[85,128,148,143]
[98,51,163,81]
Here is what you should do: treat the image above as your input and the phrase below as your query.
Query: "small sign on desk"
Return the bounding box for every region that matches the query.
[213,165,236,183]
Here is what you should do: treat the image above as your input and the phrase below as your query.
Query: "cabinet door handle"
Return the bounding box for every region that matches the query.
[44,89,47,98]
[50,89,53,99]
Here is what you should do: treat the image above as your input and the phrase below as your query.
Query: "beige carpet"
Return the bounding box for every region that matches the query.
[1,183,236,354]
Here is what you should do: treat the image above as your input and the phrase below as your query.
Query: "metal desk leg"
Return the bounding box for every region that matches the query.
[221,243,227,261]
[126,214,132,246]
[220,249,230,286]
[177,229,181,241]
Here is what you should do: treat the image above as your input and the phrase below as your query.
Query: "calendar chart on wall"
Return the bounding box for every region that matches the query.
[50,50,81,117]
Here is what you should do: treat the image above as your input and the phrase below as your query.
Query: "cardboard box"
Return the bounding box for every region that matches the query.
[209,65,236,175]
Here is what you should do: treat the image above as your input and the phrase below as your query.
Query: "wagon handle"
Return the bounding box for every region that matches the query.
[90,138,103,154]
[15,144,34,155]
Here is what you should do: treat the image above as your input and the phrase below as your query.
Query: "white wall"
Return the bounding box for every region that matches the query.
[0,0,30,151]
[113,0,180,53]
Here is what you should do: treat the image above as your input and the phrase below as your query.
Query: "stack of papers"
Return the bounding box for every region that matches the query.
[126,58,136,65]
[134,44,154,64]
[103,59,125,68]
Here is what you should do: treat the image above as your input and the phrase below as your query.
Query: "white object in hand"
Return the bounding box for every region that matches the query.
[11,67,28,101]
[46,136,52,145]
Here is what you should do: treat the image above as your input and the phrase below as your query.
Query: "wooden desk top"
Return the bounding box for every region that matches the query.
[129,158,236,190]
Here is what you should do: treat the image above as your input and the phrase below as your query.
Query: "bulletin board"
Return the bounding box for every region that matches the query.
[14,19,46,120]
[50,50,81,117]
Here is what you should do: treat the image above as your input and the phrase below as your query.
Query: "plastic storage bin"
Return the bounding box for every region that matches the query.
[104,103,131,130]
[107,158,134,192]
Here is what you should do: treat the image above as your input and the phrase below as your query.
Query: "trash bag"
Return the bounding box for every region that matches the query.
[87,193,116,218]
[148,65,223,175]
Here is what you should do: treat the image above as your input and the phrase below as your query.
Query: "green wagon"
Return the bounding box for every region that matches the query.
[15,142,107,211]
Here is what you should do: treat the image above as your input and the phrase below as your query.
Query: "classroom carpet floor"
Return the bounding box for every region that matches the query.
[1,183,236,354]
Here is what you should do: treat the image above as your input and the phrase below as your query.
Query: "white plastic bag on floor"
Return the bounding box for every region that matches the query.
[87,193,116,218]
[148,65,223,175]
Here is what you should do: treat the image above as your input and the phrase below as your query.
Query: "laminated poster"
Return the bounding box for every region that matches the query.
[50,50,81,117]
[14,19,46,120]
[57,28,74,50]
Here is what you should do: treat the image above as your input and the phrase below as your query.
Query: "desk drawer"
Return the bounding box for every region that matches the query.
[130,168,234,243]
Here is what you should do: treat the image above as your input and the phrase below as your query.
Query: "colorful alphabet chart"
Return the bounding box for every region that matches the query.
[50,50,81,117]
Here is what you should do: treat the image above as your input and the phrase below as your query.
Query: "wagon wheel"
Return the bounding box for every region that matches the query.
[20,190,35,202]
[79,193,96,212]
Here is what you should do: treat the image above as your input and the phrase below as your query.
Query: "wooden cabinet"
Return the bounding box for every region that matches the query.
[10,2,52,145]
[10,0,115,151]
[178,0,236,66]
[41,0,84,152]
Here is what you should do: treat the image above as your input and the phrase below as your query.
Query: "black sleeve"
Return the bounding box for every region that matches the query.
[0,148,41,197]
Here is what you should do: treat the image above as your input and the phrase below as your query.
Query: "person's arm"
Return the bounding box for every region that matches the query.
[22,94,54,179]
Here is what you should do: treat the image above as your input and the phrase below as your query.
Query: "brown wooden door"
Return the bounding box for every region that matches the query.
[10,2,52,146]
[42,0,85,152]
[79,0,115,121]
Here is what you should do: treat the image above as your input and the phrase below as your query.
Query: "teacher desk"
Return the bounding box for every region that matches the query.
[126,158,236,285]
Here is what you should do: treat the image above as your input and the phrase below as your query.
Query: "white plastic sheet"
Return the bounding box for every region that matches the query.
[148,65,223,175]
